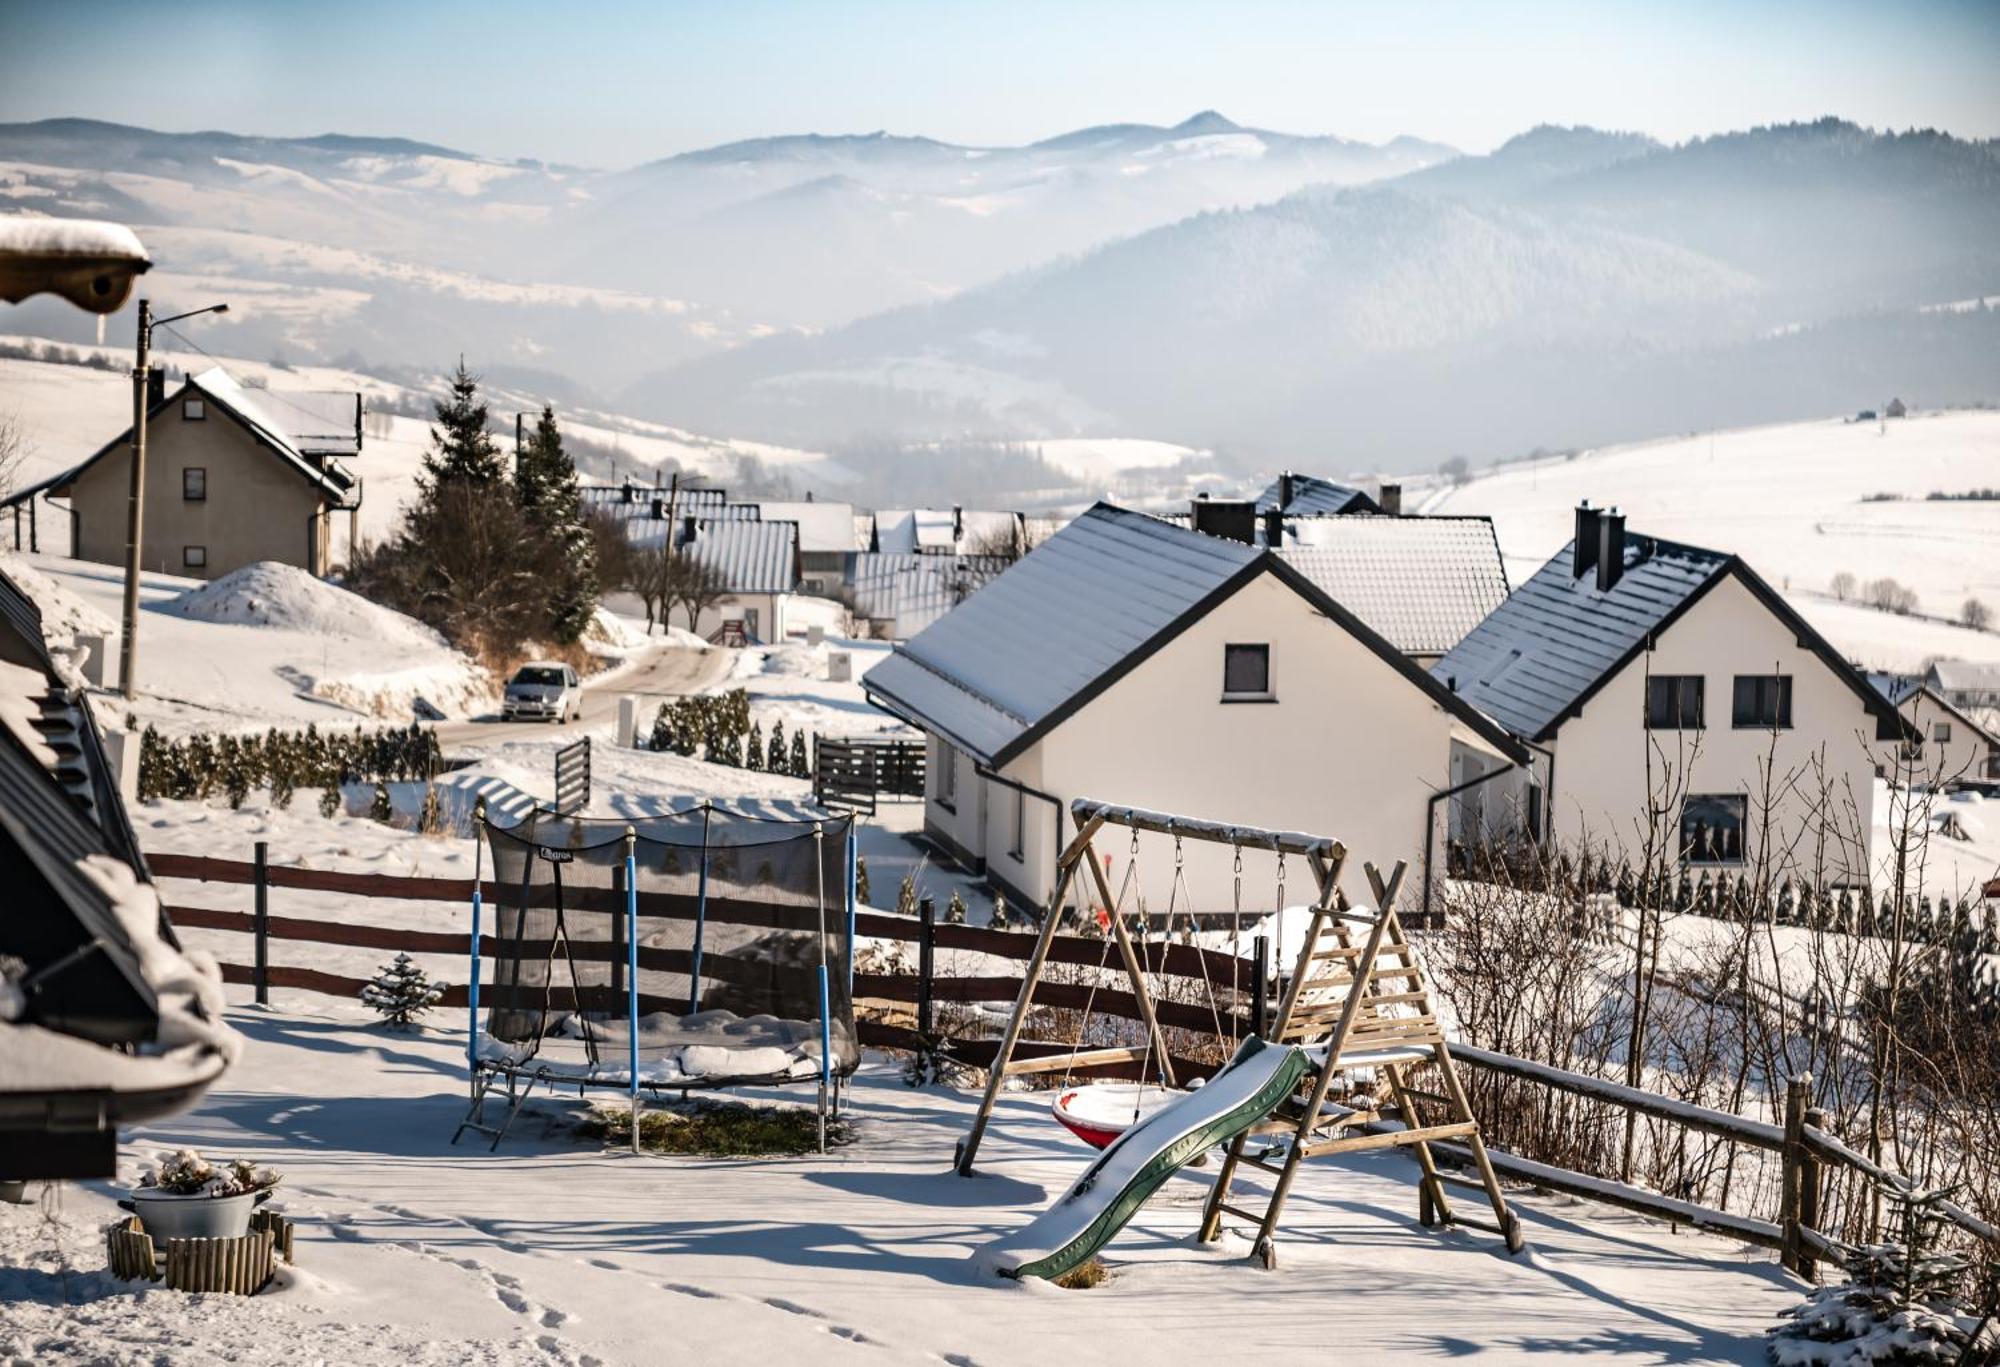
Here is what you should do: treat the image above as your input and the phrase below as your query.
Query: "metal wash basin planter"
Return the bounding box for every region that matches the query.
[121,1186,273,1241]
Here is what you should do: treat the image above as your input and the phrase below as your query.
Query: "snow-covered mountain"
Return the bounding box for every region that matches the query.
[0,113,1452,388]
[619,119,2000,466]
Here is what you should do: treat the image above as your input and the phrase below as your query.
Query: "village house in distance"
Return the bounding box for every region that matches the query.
[15,365,363,580]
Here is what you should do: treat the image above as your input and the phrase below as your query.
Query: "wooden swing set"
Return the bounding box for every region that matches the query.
[956,797,1523,1267]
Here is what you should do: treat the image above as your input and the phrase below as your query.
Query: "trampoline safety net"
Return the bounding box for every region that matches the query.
[476,808,858,1090]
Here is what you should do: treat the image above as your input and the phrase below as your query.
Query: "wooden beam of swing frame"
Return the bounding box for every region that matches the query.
[1069,798,1343,861]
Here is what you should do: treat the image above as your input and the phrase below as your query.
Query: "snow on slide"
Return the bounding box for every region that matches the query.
[974,1037,1314,1282]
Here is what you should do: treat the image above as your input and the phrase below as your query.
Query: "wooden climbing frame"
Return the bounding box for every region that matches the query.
[1199,860,1524,1266]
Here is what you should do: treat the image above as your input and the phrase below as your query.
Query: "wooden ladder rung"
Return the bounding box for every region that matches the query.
[1238,1153,1290,1177]
[1302,1121,1478,1158]
[1216,1203,1272,1226]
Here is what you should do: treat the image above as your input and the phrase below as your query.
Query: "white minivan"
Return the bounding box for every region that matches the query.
[502,661,582,723]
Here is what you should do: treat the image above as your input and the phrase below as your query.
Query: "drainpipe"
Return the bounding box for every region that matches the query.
[974,762,1067,919]
[1423,758,1522,922]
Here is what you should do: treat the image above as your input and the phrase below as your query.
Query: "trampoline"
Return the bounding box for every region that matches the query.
[451,804,859,1152]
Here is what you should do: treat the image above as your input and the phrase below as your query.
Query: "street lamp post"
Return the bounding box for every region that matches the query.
[118,297,227,700]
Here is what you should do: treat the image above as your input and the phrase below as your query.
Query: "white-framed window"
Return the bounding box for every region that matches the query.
[182,545,207,569]
[936,741,956,810]
[1222,642,1273,701]
[183,398,206,420]
[1008,784,1025,860]
[1933,721,1952,742]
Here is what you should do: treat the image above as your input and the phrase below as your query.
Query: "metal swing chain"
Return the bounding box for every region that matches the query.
[1230,842,1244,1047]
[1170,831,1227,1053]
[1059,834,1132,1091]
[1274,847,1288,1009]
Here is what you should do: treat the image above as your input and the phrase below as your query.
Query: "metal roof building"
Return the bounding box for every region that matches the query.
[1256,471,1379,516]
[1278,516,1509,658]
[679,517,800,595]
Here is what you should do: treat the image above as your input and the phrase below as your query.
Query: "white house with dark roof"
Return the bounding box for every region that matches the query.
[1430,504,1911,881]
[863,501,1526,914]
[1867,674,1999,782]
[673,516,801,644]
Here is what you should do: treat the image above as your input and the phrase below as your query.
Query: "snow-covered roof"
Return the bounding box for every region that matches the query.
[1278,516,1509,656]
[864,502,1523,766]
[50,367,357,501]
[680,517,799,594]
[846,552,1008,638]
[1432,531,1907,744]
[870,507,1021,555]
[582,483,730,548]
[1928,659,2000,693]
[1257,472,1379,516]
[756,500,858,554]
[0,217,147,261]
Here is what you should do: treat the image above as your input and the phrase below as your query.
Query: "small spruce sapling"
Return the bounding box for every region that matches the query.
[360,953,444,1029]
[767,720,787,775]
[945,890,968,925]
[855,856,870,907]
[319,783,342,819]
[745,722,765,771]
[369,781,394,824]
[789,728,807,777]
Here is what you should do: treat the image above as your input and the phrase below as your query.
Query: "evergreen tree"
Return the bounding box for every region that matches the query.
[789,728,808,777]
[854,856,870,907]
[513,404,599,644]
[319,782,342,819]
[360,953,444,1029]
[369,781,394,824]
[767,720,787,775]
[745,722,765,771]
[419,360,505,491]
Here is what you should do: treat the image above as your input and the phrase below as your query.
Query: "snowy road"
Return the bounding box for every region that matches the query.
[439,643,734,749]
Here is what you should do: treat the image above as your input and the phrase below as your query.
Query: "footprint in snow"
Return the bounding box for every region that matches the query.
[763,1297,826,1319]
[662,1281,727,1300]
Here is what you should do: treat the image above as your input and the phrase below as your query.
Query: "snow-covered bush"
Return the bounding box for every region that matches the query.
[138,1149,280,1198]
[1768,1187,1994,1366]
[360,953,444,1029]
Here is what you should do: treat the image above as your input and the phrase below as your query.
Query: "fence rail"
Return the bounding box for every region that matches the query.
[151,844,1996,1269]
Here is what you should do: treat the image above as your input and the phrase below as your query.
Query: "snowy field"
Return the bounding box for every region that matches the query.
[1431,409,2000,672]
[1,992,1801,1367]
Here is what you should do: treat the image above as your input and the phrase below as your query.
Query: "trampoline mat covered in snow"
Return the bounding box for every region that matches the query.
[478,1008,856,1085]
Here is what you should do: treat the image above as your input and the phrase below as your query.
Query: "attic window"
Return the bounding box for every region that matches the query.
[1731,675,1792,729]
[183,398,206,420]
[1645,675,1704,729]
[1223,643,1272,701]
[182,467,206,502]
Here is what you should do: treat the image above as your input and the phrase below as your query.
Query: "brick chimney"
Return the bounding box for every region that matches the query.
[1596,508,1627,592]
[1379,482,1402,516]
[1573,501,1601,580]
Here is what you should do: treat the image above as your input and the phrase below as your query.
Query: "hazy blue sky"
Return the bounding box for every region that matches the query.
[3,0,1997,166]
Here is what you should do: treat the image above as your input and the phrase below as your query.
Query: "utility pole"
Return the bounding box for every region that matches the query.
[116,298,229,701]
[118,299,151,700]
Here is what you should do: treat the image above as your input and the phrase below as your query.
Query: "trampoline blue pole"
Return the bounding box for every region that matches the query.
[689,806,711,1015]
[468,805,485,1081]
[625,829,641,1155]
[845,828,857,998]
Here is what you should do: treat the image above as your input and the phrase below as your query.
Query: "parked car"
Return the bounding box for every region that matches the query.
[502,662,582,722]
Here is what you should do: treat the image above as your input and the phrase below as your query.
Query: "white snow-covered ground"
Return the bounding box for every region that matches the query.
[1,991,1801,1366]
[3,550,496,732]
[1431,409,2000,672]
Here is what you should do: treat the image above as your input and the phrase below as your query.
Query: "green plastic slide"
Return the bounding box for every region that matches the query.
[974,1036,1314,1281]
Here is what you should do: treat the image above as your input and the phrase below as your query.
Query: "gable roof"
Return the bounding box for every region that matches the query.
[755,500,858,554]
[1928,659,2000,693]
[1257,473,1379,516]
[1278,516,1509,656]
[1870,673,2000,749]
[863,502,1525,768]
[49,367,356,501]
[1431,534,1910,744]
[678,517,799,595]
[846,552,1010,638]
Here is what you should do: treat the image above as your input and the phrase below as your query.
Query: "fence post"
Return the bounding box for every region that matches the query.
[1799,1104,1826,1282]
[1251,933,1268,1039]
[1779,1074,1810,1275]
[253,840,270,1006]
[917,896,936,1039]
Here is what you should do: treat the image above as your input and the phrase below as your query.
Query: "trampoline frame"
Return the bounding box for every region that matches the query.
[451,803,860,1154]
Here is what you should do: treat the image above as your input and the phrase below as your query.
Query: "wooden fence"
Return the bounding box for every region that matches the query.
[151,846,1996,1273]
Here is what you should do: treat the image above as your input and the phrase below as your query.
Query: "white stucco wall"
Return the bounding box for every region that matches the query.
[1545,573,1880,881]
[952,570,1473,915]
[690,592,792,643]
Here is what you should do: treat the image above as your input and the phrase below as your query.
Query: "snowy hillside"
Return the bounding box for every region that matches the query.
[1430,409,2000,671]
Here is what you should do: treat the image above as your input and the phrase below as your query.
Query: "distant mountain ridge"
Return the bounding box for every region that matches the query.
[0,110,1458,383]
[616,118,2000,466]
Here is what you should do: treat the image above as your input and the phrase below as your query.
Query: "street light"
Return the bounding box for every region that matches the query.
[119,298,229,700]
